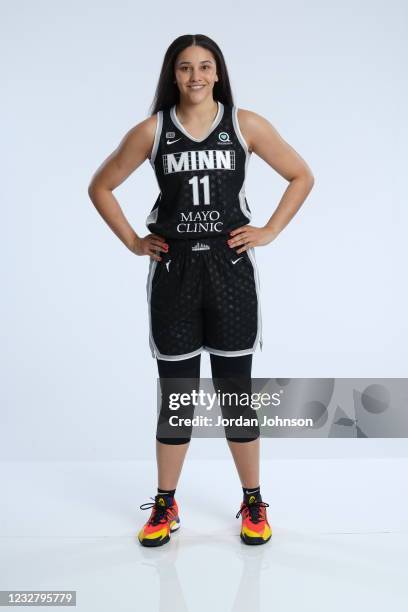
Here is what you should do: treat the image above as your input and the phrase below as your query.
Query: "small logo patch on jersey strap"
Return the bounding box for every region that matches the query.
[191,242,210,251]
[166,132,175,138]
[218,131,231,143]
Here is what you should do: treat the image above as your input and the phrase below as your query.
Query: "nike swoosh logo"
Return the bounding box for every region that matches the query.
[167,138,182,145]
[231,257,243,265]
[166,260,172,271]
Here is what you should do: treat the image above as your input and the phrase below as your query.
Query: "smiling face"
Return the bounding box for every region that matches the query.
[174,45,219,102]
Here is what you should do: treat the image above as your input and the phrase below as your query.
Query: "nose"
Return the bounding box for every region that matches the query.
[190,67,201,81]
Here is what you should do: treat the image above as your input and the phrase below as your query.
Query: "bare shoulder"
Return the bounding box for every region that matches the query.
[109,113,159,170]
[118,113,158,160]
[236,108,280,153]
[236,107,264,126]
[236,107,314,182]
[88,114,160,191]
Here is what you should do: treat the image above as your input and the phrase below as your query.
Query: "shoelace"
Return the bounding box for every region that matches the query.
[140,497,172,526]
[236,501,269,524]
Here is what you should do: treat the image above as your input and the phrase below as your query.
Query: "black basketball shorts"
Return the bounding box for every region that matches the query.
[145,236,263,361]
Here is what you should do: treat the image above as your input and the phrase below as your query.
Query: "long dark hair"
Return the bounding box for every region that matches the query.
[149,34,234,115]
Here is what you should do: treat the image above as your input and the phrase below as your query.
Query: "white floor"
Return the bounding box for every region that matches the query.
[0,458,407,611]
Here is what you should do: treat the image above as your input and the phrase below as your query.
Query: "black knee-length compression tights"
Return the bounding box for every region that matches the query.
[156,353,260,444]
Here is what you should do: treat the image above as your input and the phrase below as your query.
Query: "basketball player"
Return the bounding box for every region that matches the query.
[88,34,314,546]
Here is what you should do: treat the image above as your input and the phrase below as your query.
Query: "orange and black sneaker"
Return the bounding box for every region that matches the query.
[138,494,180,547]
[236,493,272,545]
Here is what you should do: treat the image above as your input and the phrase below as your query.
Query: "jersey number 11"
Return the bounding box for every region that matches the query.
[188,175,210,206]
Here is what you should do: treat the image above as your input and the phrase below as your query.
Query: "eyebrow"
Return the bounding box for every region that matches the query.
[177,60,214,66]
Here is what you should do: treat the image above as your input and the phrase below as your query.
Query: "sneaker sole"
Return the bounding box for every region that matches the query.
[138,520,180,547]
[240,532,272,545]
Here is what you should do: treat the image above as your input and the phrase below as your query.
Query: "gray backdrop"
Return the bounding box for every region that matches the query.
[2,0,407,459]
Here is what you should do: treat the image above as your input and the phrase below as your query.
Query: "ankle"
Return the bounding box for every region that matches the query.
[242,485,262,503]
[157,487,176,499]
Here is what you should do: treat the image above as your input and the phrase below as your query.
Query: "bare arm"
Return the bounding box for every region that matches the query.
[228,109,315,253]
[87,115,168,261]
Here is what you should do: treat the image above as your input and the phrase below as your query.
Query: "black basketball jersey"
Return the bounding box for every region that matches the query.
[145,101,252,239]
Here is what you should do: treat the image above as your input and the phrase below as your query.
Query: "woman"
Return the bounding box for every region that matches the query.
[88,34,314,547]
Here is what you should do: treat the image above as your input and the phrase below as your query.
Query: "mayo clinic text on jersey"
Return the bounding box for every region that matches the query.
[177,210,223,233]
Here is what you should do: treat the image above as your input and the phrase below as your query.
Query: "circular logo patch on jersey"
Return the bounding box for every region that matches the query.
[218,131,230,142]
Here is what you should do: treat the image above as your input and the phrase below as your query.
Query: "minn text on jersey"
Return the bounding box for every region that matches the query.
[162,149,236,234]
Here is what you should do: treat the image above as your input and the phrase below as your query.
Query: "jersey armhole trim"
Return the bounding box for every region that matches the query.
[149,111,163,167]
[232,106,250,155]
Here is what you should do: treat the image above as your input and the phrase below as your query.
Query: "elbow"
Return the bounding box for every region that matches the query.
[303,168,315,185]
[87,181,96,201]
[88,178,113,199]
[87,180,103,204]
[87,182,103,211]
[290,169,315,188]
[302,171,315,191]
